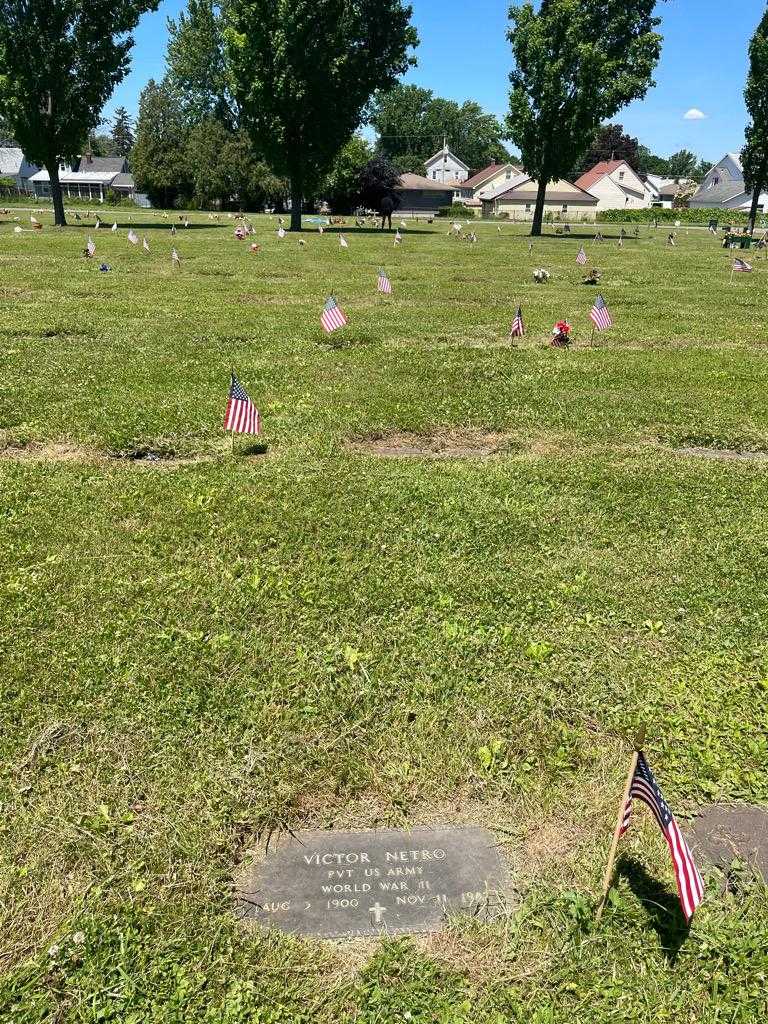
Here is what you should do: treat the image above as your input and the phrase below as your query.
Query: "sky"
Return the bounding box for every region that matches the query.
[105,0,766,163]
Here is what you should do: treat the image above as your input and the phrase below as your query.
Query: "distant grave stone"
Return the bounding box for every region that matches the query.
[235,826,509,939]
[689,804,768,880]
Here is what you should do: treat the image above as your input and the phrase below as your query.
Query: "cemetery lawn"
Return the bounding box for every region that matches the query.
[1,210,767,1023]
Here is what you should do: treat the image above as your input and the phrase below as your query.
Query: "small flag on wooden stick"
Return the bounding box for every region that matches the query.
[733,257,753,272]
[576,245,587,265]
[277,226,286,239]
[223,373,260,435]
[127,229,139,245]
[590,294,613,331]
[111,222,118,232]
[86,237,96,257]
[339,234,349,248]
[377,269,392,294]
[596,729,704,924]
[321,295,347,333]
[142,236,150,252]
[171,247,180,267]
[509,305,524,339]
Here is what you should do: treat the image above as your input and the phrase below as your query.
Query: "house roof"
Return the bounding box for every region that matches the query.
[29,168,120,185]
[482,175,599,204]
[462,162,520,190]
[574,160,628,191]
[76,155,128,173]
[110,172,135,189]
[0,147,24,175]
[424,146,469,172]
[396,172,455,192]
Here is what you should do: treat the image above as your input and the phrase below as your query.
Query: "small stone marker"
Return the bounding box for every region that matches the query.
[235,826,509,939]
[689,804,768,880]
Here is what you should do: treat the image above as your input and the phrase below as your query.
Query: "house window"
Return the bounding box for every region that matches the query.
[618,171,625,181]
[712,175,720,185]
[561,203,568,212]
[525,203,532,212]
[432,171,437,180]
[506,170,511,179]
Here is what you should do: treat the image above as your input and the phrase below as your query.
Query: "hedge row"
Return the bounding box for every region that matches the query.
[601,207,765,227]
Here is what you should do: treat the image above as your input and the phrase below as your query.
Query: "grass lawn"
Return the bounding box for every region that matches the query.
[1,208,767,1022]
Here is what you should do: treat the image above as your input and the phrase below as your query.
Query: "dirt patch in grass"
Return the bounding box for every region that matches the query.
[688,804,768,881]
[675,446,768,463]
[347,429,516,459]
[0,440,216,467]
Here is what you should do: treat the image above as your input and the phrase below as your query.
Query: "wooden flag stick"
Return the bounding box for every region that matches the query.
[595,725,646,923]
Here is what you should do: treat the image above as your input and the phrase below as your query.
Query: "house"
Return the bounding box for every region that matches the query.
[423,142,469,184]
[574,160,648,210]
[453,161,523,214]
[689,153,768,212]
[394,172,454,215]
[29,154,135,202]
[480,175,599,221]
[0,147,39,191]
[642,174,696,209]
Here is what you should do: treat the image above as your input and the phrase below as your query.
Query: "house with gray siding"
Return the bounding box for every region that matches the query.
[394,172,453,215]
[423,143,469,184]
[0,147,39,191]
[690,153,768,212]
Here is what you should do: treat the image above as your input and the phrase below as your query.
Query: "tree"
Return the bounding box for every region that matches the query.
[693,157,711,182]
[506,0,662,236]
[636,144,669,176]
[320,135,375,212]
[666,149,698,178]
[184,117,287,208]
[743,6,768,233]
[0,1,158,225]
[167,0,236,127]
[132,79,193,208]
[371,84,512,172]
[111,106,135,155]
[357,154,402,210]
[225,0,418,230]
[576,123,640,174]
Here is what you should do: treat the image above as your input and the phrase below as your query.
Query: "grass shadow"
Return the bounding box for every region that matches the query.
[237,442,269,457]
[616,855,690,962]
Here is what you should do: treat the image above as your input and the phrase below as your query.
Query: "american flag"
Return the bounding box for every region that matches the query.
[277,226,286,239]
[223,373,260,435]
[321,296,347,332]
[510,305,524,338]
[171,247,180,267]
[576,245,587,265]
[620,752,704,921]
[128,229,139,245]
[590,294,613,331]
[377,269,392,294]
[142,236,150,252]
[339,234,349,248]
[111,222,117,232]
[394,229,402,245]
[86,237,95,257]
[733,257,753,272]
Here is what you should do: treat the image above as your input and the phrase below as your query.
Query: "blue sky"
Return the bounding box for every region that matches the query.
[106,0,766,163]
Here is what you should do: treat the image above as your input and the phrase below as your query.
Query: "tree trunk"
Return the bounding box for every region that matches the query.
[46,160,66,226]
[530,177,548,237]
[289,176,303,231]
[747,158,767,233]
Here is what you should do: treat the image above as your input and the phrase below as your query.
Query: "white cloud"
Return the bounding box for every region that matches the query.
[683,108,707,120]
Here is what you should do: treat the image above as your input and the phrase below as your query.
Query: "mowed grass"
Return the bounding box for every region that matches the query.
[1,209,767,1022]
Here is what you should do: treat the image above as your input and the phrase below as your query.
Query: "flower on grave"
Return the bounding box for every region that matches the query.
[48,944,60,957]
[553,321,571,336]
[72,932,86,945]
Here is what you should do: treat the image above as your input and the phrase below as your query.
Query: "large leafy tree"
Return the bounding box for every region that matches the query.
[506,0,662,235]
[743,6,768,233]
[371,84,512,172]
[320,135,375,213]
[666,148,698,178]
[132,79,193,208]
[185,117,286,208]
[0,0,158,225]
[167,0,236,127]
[575,123,640,175]
[225,0,418,230]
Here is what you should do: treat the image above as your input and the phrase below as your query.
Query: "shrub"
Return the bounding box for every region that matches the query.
[601,207,768,228]
[436,203,473,218]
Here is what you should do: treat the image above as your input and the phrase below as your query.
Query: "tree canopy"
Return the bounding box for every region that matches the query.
[167,0,235,127]
[575,124,640,174]
[0,0,158,224]
[743,5,768,231]
[225,0,418,229]
[371,84,513,173]
[506,0,662,235]
[111,106,135,156]
[320,135,375,213]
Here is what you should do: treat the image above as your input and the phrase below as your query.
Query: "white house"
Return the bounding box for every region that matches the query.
[689,153,768,212]
[453,161,523,214]
[423,142,469,184]
[29,155,135,202]
[641,174,696,209]
[480,175,599,221]
[574,160,648,210]
[0,147,39,191]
